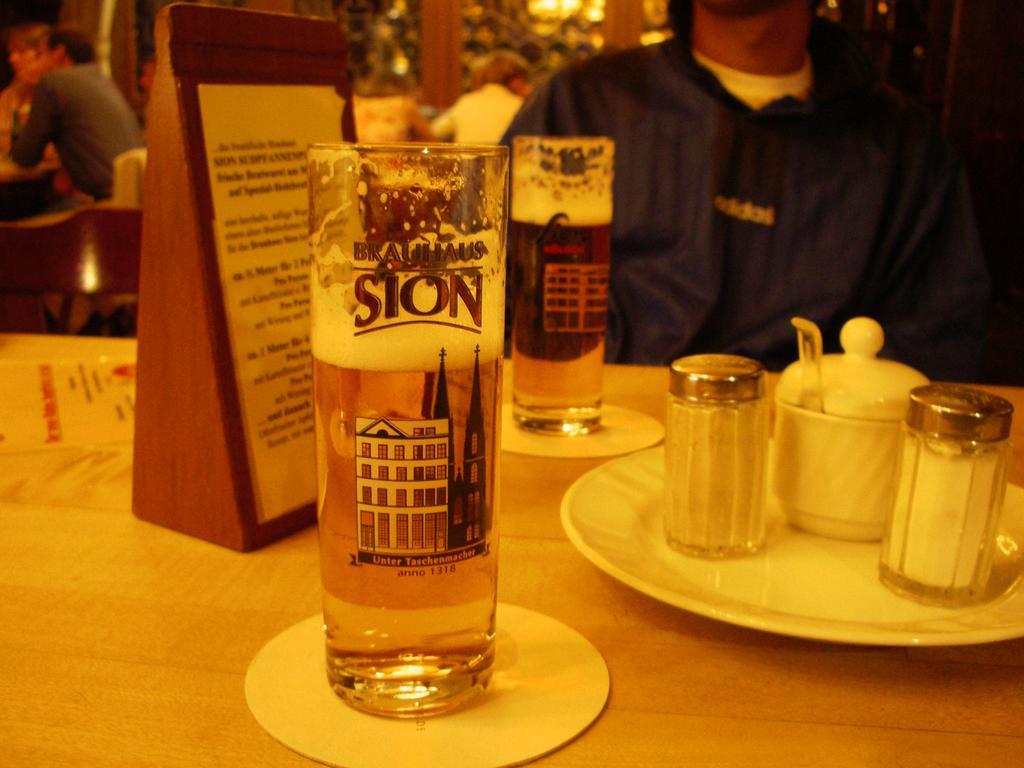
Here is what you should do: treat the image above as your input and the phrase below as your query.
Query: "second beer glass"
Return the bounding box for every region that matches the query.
[510,136,614,435]
[308,144,508,718]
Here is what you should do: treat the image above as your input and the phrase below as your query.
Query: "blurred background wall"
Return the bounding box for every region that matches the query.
[1,0,1020,383]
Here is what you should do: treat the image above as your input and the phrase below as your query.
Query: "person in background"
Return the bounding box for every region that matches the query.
[10,26,144,204]
[352,70,436,143]
[0,21,49,156]
[502,0,989,382]
[432,50,532,144]
[136,53,156,126]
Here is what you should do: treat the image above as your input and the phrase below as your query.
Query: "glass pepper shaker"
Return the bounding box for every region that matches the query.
[879,384,1014,606]
[664,354,768,558]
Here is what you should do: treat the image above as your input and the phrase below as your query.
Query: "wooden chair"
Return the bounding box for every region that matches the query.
[111,148,148,207]
[0,206,142,333]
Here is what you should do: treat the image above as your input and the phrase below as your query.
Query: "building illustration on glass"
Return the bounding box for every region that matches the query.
[543,262,609,333]
[354,347,487,558]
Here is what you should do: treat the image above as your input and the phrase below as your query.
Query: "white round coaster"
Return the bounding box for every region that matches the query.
[245,603,609,768]
[501,402,664,458]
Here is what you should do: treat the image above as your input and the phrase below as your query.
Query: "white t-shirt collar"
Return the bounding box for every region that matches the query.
[693,48,813,109]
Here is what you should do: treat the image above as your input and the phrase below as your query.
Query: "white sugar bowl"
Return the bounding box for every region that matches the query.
[772,317,929,541]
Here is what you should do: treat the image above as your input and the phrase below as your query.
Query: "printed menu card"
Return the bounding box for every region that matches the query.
[198,83,343,523]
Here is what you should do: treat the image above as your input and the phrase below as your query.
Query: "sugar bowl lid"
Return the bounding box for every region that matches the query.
[776,317,929,420]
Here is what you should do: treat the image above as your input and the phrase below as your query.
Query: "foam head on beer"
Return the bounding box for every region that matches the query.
[309,144,507,371]
[511,136,613,226]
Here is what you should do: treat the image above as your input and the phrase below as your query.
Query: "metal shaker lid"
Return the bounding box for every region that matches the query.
[669,354,765,403]
[906,384,1014,442]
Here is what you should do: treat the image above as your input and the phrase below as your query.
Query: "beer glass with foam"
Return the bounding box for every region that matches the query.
[308,144,508,717]
[510,136,614,435]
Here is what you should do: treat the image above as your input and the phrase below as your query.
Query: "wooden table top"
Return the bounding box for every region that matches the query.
[1,333,1022,767]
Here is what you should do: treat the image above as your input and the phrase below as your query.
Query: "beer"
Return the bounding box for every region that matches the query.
[510,219,610,423]
[309,144,507,717]
[313,349,501,716]
[510,137,614,435]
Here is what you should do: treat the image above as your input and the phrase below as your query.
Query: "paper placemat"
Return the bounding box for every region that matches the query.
[500,403,664,458]
[0,357,135,452]
[245,603,609,768]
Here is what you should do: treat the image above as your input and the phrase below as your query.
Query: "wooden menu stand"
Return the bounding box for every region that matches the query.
[133,4,355,550]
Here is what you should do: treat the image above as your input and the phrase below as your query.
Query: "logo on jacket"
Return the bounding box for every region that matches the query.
[713,195,775,227]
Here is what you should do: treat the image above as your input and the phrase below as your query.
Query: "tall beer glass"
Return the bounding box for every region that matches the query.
[308,144,508,718]
[510,136,614,435]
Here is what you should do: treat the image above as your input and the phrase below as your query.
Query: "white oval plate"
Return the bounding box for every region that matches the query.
[561,447,1024,646]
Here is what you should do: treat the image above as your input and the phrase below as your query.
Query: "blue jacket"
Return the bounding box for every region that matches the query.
[503,20,989,380]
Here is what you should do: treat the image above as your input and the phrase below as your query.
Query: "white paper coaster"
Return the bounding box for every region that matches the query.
[500,402,664,458]
[245,603,609,768]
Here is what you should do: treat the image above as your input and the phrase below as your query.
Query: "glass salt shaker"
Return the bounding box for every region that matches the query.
[664,354,768,558]
[879,384,1014,606]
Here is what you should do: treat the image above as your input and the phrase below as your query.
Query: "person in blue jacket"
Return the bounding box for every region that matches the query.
[502,0,990,381]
